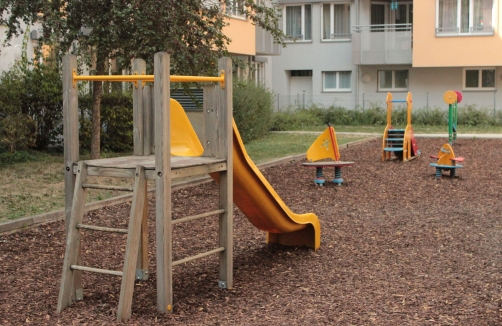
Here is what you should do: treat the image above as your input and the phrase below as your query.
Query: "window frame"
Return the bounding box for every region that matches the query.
[225,0,246,18]
[377,70,409,91]
[322,71,352,92]
[321,3,351,42]
[436,0,494,36]
[463,67,496,90]
[283,4,312,42]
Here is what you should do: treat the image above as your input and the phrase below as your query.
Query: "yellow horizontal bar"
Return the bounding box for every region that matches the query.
[72,69,225,89]
[73,74,224,83]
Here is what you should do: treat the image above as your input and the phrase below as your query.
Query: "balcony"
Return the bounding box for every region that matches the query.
[352,24,412,65]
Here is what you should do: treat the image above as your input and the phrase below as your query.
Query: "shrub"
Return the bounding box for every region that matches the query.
[0,68,35,152]
[0,46,62,152]
[458,104,492,126]
[79,91,134,152]
[22,61,63,150]
[233,79,274,143]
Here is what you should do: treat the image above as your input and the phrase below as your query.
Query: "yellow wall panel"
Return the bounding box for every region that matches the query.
[413,1,502,67]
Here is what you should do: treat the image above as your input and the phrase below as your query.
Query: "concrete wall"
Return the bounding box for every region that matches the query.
[271,3,358,109]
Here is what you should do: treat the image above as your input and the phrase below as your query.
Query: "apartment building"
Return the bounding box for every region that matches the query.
[272,0,501,111]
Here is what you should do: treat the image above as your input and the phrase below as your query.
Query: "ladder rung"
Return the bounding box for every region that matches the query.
[172,209,225,225]
[76,224,128,234]
[71,265,124,276]
[384,148,403,152]
[172,247,225,266]
[82,183,134,192]
[386,138,404,141]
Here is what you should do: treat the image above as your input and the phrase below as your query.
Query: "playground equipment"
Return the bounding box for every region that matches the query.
[57,53,320,322]
[430,143,464,178]
[302,125,355,186]
[212,120,320,248]
[443,90,462,144]
[382,92,420,162]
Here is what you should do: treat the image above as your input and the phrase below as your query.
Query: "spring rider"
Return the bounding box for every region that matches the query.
[429,143,464,178]
[302,125,355,186]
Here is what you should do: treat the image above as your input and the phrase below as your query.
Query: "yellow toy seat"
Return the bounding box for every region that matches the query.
[170,98,204,156]
[303,126,354,186]
[306,126,340,162]
[429,143,464,178]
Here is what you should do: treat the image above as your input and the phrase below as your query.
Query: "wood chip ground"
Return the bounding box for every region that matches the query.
[1,138,501,325]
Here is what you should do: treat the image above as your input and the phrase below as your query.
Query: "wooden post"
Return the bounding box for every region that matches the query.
[203,85,219,158]
[217,57,233,290]
[62,55,79,233]
[117,165,147,321]
[154,52,172,313]
[143,84,154,155]
[57,162,88,312]
[132,59,146,156]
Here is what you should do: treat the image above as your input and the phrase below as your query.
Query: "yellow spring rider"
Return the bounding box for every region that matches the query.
[429,143,464,178]
[302,125,355,186]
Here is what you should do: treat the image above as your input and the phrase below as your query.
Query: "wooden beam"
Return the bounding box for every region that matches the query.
[117,166,147,321]
[133,59,146,155]
[154,52,173,314]
[218,57,233,290]
[62,55,79,234]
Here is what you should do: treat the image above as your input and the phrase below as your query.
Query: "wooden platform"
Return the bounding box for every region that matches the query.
[73,155,227,180]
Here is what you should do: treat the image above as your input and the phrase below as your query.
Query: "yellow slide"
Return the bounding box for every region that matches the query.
[212,121,320,250]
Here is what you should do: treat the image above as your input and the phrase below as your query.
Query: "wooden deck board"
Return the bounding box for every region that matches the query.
[75,155,224,169]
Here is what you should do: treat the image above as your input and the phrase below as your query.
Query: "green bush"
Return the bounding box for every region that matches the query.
[0,150,38,164]
[79,91,134,152]
[0,68,36,152]
[458,104,493,126]
[413,107,447,126]
[0,55,62,152]
[233,79,274,143]
[271,103,501,130]
[23,62,63,149]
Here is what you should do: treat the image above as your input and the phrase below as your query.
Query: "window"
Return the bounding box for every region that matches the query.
[323,71,351,91]
[291,70,312,77]
[226,0,245,17]
[437,0,493,35]
[284,4,312,41]
[322,3,351,41]
[464,68,495,90]
[378,70,408,91]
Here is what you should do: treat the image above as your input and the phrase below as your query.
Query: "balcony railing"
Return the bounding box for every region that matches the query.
[352,24,412,65]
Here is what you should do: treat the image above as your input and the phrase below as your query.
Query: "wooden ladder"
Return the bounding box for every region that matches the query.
[57,161,149,321]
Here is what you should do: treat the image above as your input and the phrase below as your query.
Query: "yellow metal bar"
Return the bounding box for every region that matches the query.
[72,69,225,89]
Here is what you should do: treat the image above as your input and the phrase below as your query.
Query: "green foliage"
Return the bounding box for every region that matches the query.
[233,79,275,143]
[0,150,38,164]
[0,62,63,152]
[79,92,134,152]
[0,27,63,152]
[458,104,495,126]
[413,107,447,126]
[272,103,502,130]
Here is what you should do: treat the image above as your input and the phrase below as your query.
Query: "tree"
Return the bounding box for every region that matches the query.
[0,0,285,159]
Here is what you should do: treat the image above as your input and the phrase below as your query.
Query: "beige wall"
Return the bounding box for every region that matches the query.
[224,17,256,56]
[413,1,502,67]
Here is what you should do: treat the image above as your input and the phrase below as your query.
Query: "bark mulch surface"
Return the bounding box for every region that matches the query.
[1,137,502,325]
